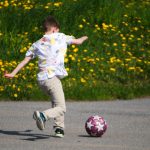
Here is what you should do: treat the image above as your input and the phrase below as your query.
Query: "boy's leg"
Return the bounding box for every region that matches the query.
[38,76,66,129]
[52,102,65,129]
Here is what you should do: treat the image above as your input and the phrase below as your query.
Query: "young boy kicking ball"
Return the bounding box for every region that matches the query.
[4,16,88,138]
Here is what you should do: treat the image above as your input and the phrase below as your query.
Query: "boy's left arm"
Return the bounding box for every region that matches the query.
[4,56,32,78]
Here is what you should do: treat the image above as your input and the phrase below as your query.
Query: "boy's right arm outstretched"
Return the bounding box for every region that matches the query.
[4,56,32,78]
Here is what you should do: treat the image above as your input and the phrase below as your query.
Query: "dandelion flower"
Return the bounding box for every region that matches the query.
[81,78,86,83]
[113,43,118,46]
[79,24,83,28]
[14,94,18,98]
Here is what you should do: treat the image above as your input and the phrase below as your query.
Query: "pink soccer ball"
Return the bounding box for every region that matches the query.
[85,115,107,137]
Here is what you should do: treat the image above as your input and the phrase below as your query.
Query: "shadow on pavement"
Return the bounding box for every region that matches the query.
[78,135,102,138]
[0,129,50,141]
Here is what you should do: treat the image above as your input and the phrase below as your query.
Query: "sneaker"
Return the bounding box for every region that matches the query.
[33,111,46,130]
[55,128,64,138]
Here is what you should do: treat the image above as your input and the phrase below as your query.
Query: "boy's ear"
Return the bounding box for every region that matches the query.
[52,27,59,33]
[55,28,59,32]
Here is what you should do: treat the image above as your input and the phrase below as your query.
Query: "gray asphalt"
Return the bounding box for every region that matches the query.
[0,99,150,150]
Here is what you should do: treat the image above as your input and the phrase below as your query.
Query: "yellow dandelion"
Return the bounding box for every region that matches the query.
[90,69,94,72]
[113,43,118,46]
[130,34,134,38]
[134,27,138,31]
[96,58,100,61]
[95,24,99,28]
[122,43,126,47]
[81,78,86,83]
[81,68,85,72]
[116,59,121,63]
[128,37,132,40]
[110,68,116,72]
[24,32,28,35]
[125,58,131,62]
[137,59,142,62]
[124,14,128,17]
[66,68,70,71]
[71,56,75,61]
[69,54,73,58]
[82,18,86,22]
[29,63,34,67]
[109,24,113,27]
[127,52,132,56]
[110,57,116,63]
[45,6,49,9]
[0,60,3,66]
[0,86,4,92]
[120,34,124,37]
[79,24,83,28]
[73,48,78,53]
[12,84,16,89]
[102,23,108,30]
[122,37,126,40]
[128,67,135,70]
[27,84,33,89]
[64,58,68,63]
[72,45,76,48]
[14,94,18,98]
[84,49,87,52]
[139,69,144,72]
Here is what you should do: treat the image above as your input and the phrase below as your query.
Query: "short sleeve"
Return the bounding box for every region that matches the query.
[25,44,37,59]
[64,34,75,45]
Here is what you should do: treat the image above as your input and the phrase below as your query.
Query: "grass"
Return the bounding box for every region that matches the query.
[0,0,150,100]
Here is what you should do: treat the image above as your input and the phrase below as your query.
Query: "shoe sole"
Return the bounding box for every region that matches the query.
[55,133,64,138]
[33,111,45,130]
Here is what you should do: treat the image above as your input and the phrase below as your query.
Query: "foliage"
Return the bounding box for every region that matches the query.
[0,0,150,100]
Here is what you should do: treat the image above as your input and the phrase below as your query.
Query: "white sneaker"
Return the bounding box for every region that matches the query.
[33,111,46,130]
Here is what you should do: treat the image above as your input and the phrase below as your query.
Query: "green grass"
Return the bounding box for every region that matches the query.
[0,0,150,100]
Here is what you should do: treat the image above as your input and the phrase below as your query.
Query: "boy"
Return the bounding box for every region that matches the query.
[4,16,88,138]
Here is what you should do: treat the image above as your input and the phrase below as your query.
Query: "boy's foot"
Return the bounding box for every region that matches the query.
[33,111,46,130]
[55,128,64,138]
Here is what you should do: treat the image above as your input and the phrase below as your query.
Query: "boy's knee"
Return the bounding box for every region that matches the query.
[61,105,66,113]
[56,102,66,113]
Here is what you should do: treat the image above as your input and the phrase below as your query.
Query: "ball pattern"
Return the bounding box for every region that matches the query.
[85,115,107,137]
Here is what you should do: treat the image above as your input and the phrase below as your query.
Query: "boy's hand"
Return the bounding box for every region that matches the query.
[72,36,88,45]
[4,72,15,78]
[82,36,88,41]
[4,57,31,79]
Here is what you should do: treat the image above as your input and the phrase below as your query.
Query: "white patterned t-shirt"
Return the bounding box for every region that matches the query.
[25,32,74,80]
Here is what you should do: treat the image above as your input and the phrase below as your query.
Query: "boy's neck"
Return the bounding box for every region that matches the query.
[45,28,59,35]
[45,31,57,35]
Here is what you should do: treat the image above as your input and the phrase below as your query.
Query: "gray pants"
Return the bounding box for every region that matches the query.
[38,76,66,129]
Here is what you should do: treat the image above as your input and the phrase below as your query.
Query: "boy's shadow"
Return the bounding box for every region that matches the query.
[0,129,50,141]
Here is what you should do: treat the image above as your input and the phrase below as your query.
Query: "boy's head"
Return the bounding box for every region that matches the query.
[43,16,60,33]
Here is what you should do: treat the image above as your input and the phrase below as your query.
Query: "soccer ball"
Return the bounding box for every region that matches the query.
[85,115,107,137]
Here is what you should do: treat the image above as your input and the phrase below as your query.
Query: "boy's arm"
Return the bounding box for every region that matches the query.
[4,56,32,78]
[71,36,88,45]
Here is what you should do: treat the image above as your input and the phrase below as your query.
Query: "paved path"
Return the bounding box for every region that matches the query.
[0,99,150,150]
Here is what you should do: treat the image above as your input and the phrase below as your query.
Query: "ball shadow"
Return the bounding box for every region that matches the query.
[78,135,102,138]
